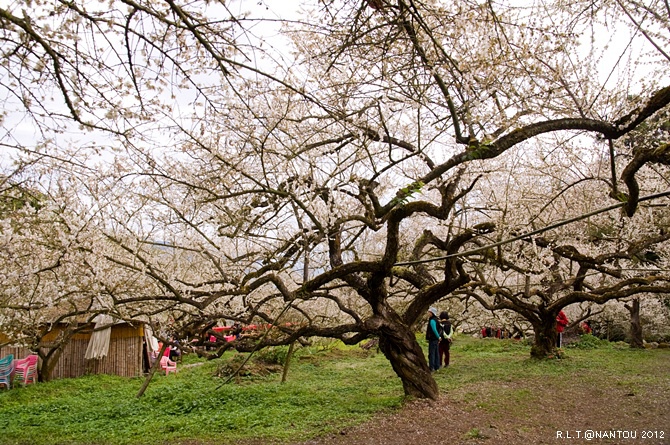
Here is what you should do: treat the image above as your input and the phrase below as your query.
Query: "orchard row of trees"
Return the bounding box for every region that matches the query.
[1,0,670,399]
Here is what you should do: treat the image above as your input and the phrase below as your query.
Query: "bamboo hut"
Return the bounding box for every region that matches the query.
[0,318,153,380]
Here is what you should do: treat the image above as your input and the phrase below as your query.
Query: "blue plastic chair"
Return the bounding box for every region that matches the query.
[0,354,14,389]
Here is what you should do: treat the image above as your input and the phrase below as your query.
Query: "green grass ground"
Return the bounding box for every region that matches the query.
[0,336,667,445]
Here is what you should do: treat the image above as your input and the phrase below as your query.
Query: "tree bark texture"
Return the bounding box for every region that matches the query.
[627,298,644,348]
[39,343,66,382]
[530,318,559,359]
[377,321,438,400]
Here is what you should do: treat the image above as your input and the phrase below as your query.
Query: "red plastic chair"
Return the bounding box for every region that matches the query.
[0,354,14,389]
[13,354,38,386]
[160,356,177,376]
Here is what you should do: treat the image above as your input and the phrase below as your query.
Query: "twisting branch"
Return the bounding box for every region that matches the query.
[0,7,80,122]
[395,190,670,266]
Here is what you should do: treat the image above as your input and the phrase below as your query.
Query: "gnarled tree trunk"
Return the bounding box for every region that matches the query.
[377,320,438,400]
[37,328,79,382]
[626,298,643,348]
[530,317,559,359]
[39,345,66,382]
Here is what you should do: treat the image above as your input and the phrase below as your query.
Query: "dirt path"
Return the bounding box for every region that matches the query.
[293,377,670,445]
[227,348,670,445]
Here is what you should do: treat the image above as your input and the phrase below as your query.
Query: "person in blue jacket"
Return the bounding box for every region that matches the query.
[425,307,441,372]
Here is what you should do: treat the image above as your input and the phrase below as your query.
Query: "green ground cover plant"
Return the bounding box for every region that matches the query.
[0,336,668,445]
[0,343,402,445]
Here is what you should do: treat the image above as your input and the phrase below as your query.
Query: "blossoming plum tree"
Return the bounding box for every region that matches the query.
[1,0,669,398]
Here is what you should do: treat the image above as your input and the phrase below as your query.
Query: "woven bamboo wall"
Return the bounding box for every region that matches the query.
[48,325,144,379]
[1,324,144,380]
[0,345,31,361]
[85,335,143,378]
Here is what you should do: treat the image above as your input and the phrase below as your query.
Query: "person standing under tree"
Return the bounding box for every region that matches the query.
[438,311,453,368]
[231,322,242,340]
[425,307,441,372]
[556,310,569,348]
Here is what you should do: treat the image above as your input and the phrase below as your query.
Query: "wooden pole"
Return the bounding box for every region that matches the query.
[136,343,168,398]
[281,341,296,384]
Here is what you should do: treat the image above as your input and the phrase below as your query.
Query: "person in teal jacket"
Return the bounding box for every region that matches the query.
[425,307,441,371]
